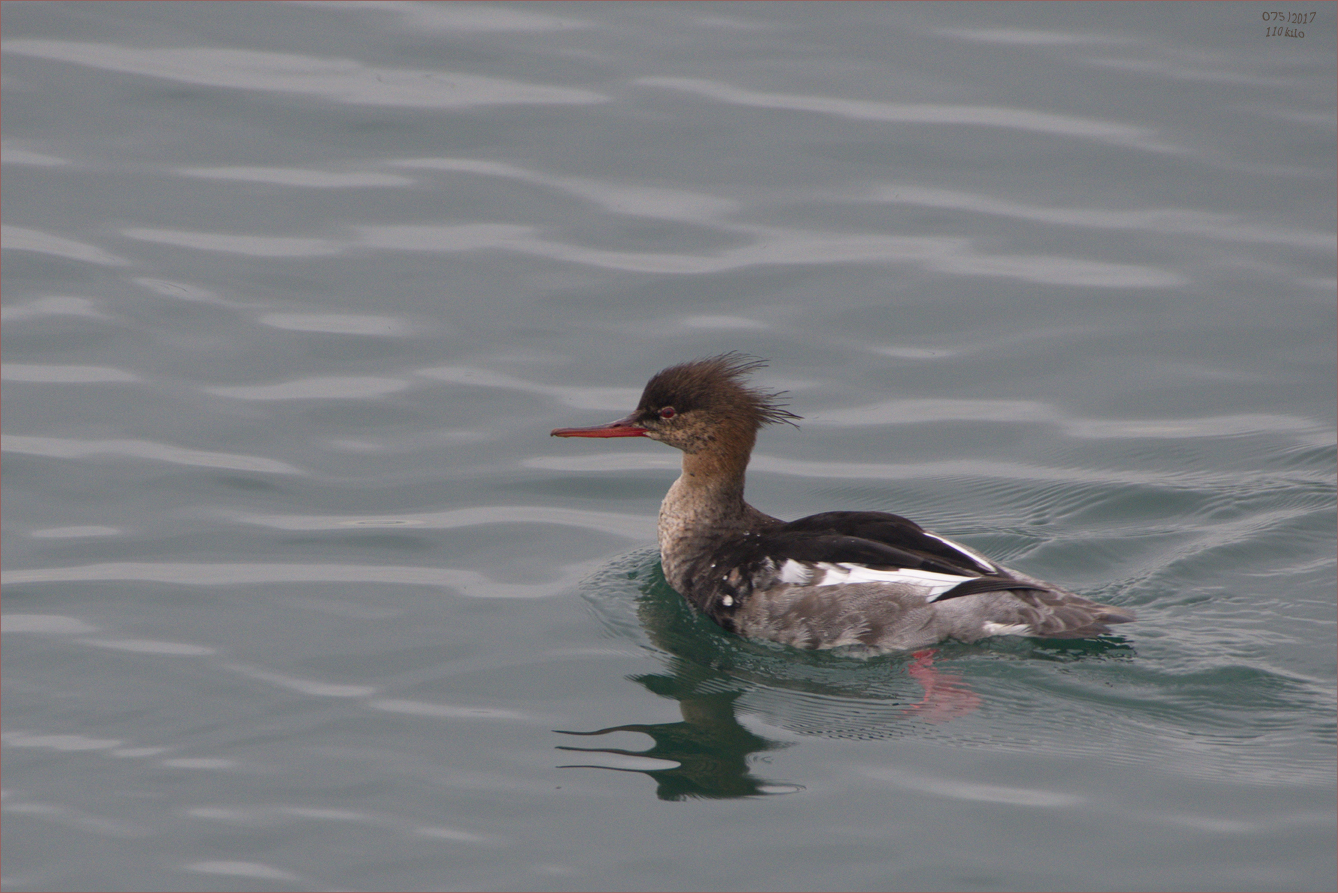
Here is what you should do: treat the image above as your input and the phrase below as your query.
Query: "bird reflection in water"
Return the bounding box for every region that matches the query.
[901,648,981,722]
[555,649,977,801]
[557,674,795,801]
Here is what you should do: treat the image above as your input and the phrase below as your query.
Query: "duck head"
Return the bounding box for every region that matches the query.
[551,353,800,461]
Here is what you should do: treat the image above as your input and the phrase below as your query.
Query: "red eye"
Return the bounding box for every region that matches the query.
[658,406,676,419]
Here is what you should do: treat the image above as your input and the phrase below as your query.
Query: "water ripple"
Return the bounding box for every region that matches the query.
[134,277,238,306]
[206,375,411,401]
[857,765,1083,807]
[1,224,130,266]
[866,184,1336,250]
[183,861,305,884]
[304,0,588,34]
[810,397,1332,444]
[82,638,215,656]
[0,295,107,321]
[1,363,139,383]
[934,27,1124,47]
[32,525,118,538]
[369,699,539,722]
[389,157,739,224]
[3,558,605,599]
[1,614,99,635]
[638,77,1186,154]
[238,505,654,540]
[524,453,678,474]
[2,40,608,109]
[0,139,73,167]
[121,227,340,257]
[418,364,638,410]
[1,434,302,475]
[356,221,1182,287]
[186,800,498,845]
[223,664,376,698]
[2,793,152,839]
[179,165,414,189]
[258,312,413,336]
[86,154,1186,290]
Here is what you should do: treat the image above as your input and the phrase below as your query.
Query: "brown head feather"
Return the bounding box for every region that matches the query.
[636,353,801,432]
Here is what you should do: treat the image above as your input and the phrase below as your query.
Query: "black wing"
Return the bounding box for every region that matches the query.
[779,511,996,575]
[761,511,1047,601]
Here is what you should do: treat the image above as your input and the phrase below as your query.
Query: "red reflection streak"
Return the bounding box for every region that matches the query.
[902,649,981,723]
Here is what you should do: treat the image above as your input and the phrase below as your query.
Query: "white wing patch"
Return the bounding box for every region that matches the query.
[922,532,997,573]
[778,559,973,599]
[776,559,810,584]
[981,621,1032,637]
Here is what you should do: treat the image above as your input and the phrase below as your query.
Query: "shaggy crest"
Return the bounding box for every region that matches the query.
[637,353,801,430]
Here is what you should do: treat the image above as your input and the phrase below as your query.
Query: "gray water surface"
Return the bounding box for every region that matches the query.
[3,2,1335,891]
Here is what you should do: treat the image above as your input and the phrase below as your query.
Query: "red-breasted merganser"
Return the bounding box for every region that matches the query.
[551,354,1134,652]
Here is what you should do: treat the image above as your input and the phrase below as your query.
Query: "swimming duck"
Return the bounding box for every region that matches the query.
[551,354,1133,652]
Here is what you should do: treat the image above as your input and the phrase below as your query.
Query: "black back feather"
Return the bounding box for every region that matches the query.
[699,510,1048,605]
